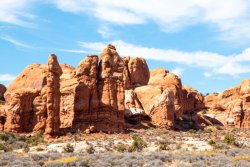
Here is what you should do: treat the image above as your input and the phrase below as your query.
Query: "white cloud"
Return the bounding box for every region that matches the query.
[0,0,36,27]
[0,36,34,49]
[56,48,87,54]
[172,68,185,77]
[51,0,250,41]
[79,40,250,76]
[204,72,212,78]
[0,74,16,82]
[97,25,114,38]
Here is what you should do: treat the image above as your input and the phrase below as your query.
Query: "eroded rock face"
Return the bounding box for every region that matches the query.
[149,68,183,118]
[123,57,150,89]
[182,86,204,113]
[73,55,99,130]
[97,44,125,132]
[124,89,145,118]
[60,64,75,81]
[3,64,47,133]
[135,86,175,128]
[0,84,6,101]
[45,54,62,136]
[204,80,250,128]
[4,88,39,132]
[2,44,250,136]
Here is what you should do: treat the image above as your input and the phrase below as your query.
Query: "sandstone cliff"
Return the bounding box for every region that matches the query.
[1,44,249,137]
[204,80,250,128]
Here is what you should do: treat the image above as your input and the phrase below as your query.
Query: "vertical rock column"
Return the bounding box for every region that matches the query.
[73,55,99,130]
[45,54,62,136]
[98,44,125,132]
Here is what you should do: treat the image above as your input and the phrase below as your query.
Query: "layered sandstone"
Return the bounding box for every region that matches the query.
[3,64,47,133]
[0,84,6,101]
[182,86,204,114]
[126,68,183,128]
[123,57,150,89]
[149,68,183,118]
[2,44,250,136]
[204,80,250,128]
[97,45,125,132]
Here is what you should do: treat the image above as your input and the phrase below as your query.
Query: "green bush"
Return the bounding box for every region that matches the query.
[0,143,13,152]
[114,142,128,153]
[208,140,216,146]
[224,134,236,145]
[63,144,74,153]
[18,131,45,146]
[129,136,147,152]
[86,145,95,154]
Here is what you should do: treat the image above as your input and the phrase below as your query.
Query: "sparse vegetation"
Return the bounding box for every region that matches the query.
[208,140,216,146]
[63,144,74,153]
[86,145,95,154]
[224,133,236,145]
[0,127,249,166]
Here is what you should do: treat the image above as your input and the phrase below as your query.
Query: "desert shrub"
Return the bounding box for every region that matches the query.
[23,145,30,153]
[205,128,213,133]
[216,126,222,130]
[188,129,197,133]
[129,136,147,152]
[208,140,216,146]
[224,134,236,145]
[157,140,168,151]
[86,145,95,154]
[36,146,44,152]
[113,142,129,153]
[0,143,13,152]
[63,143,74,153]
[202,110,207,114]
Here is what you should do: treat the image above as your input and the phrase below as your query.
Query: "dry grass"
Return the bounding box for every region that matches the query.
[46,156,77,163]
[231,156,250,162]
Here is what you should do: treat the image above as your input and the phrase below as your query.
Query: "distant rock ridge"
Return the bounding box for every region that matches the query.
[0,44,249,137]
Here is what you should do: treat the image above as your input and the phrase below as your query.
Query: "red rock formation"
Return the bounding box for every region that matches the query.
[149,68,183,118]
[127,68,183,128]
[124,89,145,118]
[4,89,39,132]
[204,80,250,128]
[97,44,125,132]
[2,44,250,136]
[182,86,204,113]
[123,57,150,89]
[73,55,99,130]
[135,86,175,128]
[0,84,6,101]
[3,64,47,133]
[60,64,75,81]
[45,54,62,137]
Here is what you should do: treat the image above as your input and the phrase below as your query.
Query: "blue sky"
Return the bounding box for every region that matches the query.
[0,0,250,94]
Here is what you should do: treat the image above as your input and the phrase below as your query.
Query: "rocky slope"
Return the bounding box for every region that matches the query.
[0,44,249,137]
[203,80,250,128]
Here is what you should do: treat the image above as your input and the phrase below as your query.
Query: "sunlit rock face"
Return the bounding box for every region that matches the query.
[204,80,250,128]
